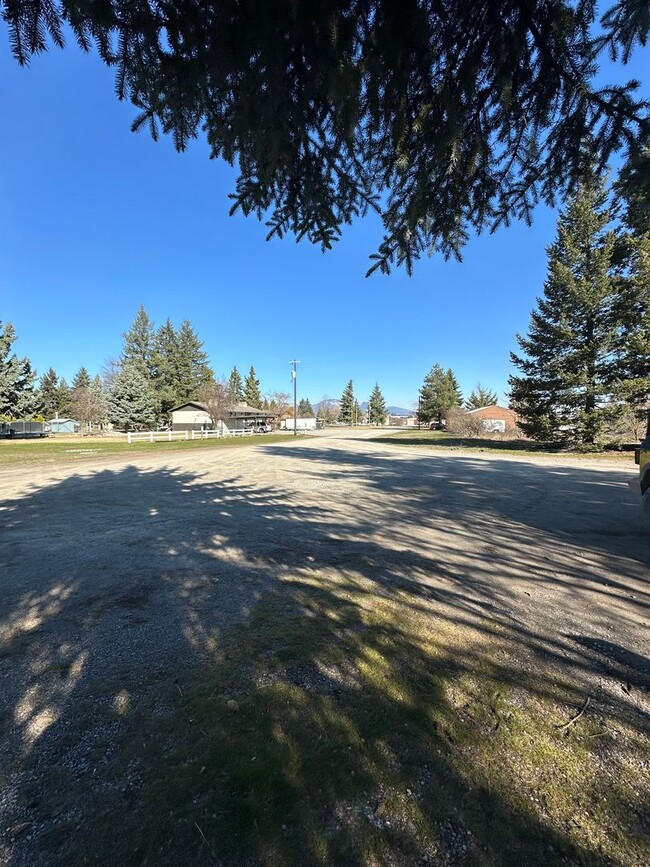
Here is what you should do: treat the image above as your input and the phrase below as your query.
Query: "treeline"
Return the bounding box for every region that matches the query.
[0,307,280,431]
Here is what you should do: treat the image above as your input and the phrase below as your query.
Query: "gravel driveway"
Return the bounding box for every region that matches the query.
[1,429,648,864]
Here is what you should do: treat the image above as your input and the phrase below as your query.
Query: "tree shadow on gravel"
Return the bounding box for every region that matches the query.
[0,457,648,866]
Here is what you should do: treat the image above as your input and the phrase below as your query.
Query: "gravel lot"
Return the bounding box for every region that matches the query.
[1,429,648,864]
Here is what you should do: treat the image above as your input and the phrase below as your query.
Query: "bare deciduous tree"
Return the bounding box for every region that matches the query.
[196,379,231,429]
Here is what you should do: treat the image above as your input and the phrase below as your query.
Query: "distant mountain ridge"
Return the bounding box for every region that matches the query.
[313,398,413,416]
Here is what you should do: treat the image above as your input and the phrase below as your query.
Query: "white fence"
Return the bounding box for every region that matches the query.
[126,428,256,444]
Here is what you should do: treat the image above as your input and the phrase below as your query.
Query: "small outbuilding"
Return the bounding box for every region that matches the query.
[49,418,81,434]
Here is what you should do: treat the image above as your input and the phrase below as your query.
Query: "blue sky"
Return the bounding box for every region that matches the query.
[1,29,648,410]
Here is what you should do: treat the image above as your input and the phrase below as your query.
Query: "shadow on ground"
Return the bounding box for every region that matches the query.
[0,446,648,865]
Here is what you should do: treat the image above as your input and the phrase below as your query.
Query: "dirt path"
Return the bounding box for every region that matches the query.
[1,430,648,865]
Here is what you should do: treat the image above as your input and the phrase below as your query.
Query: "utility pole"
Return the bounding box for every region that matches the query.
[290,360,300,437]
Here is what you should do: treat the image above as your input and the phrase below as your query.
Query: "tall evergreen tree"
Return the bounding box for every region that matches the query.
[121,305,155,379]
[612,150,650,428]
[446,370,463,407]
[7,1,648,275]
[57,379,72,418]
[72,367,91,390]
[108,365,158,431]
[368,383,387,425]
[297,397,314,417]
[228,367,244,403]
[151,319,179,419]
[613,231,650,423]
[509,177,619,446]
[0,321,37,418]
[339,380,355,425]
[419,364,461,424]
[243,366,262,408]
[38,367,60,418]
[465,384,498,410]
[175,319,214,399]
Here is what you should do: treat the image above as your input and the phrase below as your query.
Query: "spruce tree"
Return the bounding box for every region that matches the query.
[509,176,619,446]
[243,366,262,408]
[339,380,355,425]
[7,2,648,275]
[613,150,650,428]
[57,379,72,418]
[72,367,91,390]
[0,321,37,418]
[368,383,387,425]
[465,384,498,410]
[108,365,158,431]
[228,367,244,403]
[613,232,650,423]
[39,367,60,418]
[446,370,463,407]
[121,305,155,380]
[151,319,179,419]
[175,319,214,399]
[298,397,314,417]
[419,364,460,424]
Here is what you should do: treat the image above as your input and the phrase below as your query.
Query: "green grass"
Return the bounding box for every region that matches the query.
[372,429,636,461]
[53,575,648,866]
[0,433,298,468]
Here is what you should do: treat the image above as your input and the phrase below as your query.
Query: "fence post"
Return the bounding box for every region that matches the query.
[185,430,188,440]
[128,432,132,444]
[150,432,154,443]
[168,429,172,441]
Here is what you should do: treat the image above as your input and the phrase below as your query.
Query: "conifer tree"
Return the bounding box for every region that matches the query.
[7,1,648,275]
[121,305,155,380]
[243,366,262,408]
[151,319,179,419]
[0,321,37,418]
[419,364,461,424]
[38,367,60,418]
[353,399,362,425]
[298,397,314,417]
[108,365,158,431]
[612,150,650,428]
[72,367,91,390]
[339,380,355,425]
[613,232,650,423]
[175,319,214,399]
[446,370,463,407]
[509,176,619,446]
[465,384,498,410]
[56,379,72,417]
[228,367,244,403]
[368,383,387,425]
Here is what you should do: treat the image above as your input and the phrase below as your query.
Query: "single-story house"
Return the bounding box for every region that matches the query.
[466,405,518,433]
[49,418,81,434]
[171,401,275,433]
[388,415,418,426]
